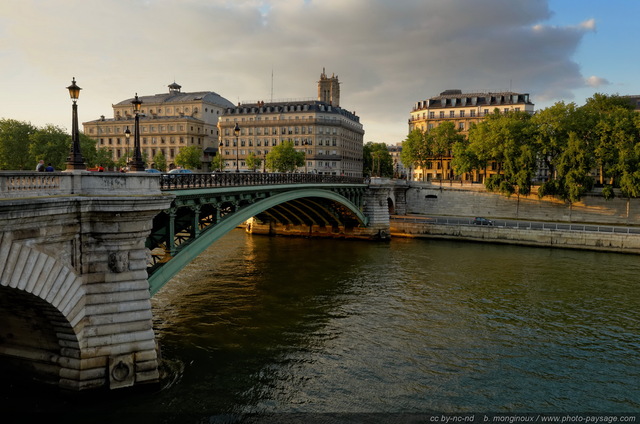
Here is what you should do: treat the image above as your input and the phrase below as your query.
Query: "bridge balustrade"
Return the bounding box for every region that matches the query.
[160,172,365,190]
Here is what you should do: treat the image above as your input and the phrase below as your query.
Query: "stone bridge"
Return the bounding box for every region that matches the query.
[0,172,406,392]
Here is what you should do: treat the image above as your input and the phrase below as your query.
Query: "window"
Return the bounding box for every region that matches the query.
[470,110,476,117]
[439,111,445,118]
[429,112,435,119]
[459,110,465,117]
[459,122,465,131]
[449,111,455,118]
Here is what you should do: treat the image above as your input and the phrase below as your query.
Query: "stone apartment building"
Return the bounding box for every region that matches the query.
[408,89,535,181]
[217,70,365,177]
[83,82,235,170]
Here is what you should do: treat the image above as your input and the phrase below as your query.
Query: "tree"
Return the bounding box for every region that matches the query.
[245,151,262,172]
[531,101,579,182]
[364,142,393,177]
[174,146,202,170]
[153,150,167,172]
[28,124,72,171]
[401,129,431,181]
[211,153,225,172]
[430,121,464,180]
[266,141,303,173]
[0,119,37,170]
[539,132,595,204]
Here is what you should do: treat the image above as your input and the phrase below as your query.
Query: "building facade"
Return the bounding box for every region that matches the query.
[83,82,235,170]
[408,89,535,181]
[217,70,364,176]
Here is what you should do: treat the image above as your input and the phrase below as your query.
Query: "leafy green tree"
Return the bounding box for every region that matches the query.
[401,129,431,181]
[211,153,225,172]
[0,119,37,170]
[531,101,579,181]
[468,110,537,197]
[28,124,72,170]
[266,140,303,173]
[246,151,262,172]
[174,146,202,170]
[80,134,114,170]
[153,150,167,171]
[539,132,595,203]
[430,121,464,179]
[364,142,393,177]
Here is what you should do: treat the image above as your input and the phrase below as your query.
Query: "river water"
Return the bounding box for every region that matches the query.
[6,229,640,422]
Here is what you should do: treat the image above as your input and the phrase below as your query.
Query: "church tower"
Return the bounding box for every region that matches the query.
[317,68,340,107]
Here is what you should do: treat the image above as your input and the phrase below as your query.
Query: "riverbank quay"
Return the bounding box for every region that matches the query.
[390,215,640,254]
[405,180,640,225]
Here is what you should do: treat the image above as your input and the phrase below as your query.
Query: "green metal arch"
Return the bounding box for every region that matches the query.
[148,188,367,295]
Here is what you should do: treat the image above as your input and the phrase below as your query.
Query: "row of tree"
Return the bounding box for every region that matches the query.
[400,94,640,202]
[0,119,222,172]
[0,119,312,173]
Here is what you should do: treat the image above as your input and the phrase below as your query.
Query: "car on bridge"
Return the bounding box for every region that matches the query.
[473,217,493,226]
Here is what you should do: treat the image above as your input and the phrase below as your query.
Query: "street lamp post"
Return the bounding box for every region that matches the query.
[302,140,309,174]
[65,77,85,171]
[263,151,266,173]
[124,126,131,170]
[129,93,145,172]
[219,140,224,172]
[234,122,240,172]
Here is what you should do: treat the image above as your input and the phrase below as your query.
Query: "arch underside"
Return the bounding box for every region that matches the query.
[147,187,368,295]
[0,241,84,387]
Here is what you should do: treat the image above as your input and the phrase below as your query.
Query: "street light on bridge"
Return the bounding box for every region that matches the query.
[129,93,145,172]
[65,77,86,171]
[124,126,131,169]
[219,140,225,172]
[234,122,240,172]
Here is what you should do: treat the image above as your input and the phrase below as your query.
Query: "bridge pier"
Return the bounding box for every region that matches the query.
[0,173,173,391]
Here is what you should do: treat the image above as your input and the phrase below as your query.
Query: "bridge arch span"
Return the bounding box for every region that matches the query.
[148,188,367,295]
[0,241,84,387]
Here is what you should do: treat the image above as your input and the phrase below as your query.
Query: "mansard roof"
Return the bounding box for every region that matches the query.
[224,99,361,123]
[414,89,534,110]
[114,90,234,108]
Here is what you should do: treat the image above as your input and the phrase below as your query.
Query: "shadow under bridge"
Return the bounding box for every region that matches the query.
[146,180,368,295]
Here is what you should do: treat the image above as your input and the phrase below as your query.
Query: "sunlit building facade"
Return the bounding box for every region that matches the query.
[83,82,234,170]
[407,89,535,181]
[217,70,364,176]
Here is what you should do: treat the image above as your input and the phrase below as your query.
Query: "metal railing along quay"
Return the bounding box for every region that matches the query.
[391,215,640,235]
[160,172,366,190]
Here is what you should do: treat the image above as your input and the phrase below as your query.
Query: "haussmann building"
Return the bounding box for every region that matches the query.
[217,70,365,177]
[83,82,235,171]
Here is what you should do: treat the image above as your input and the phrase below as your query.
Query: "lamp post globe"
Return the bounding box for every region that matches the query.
[65,77,86,171]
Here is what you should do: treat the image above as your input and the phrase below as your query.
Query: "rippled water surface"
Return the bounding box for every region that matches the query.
[6,230,640,421]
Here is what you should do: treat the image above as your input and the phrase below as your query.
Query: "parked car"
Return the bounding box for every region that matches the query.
[473,217,493,226]
[145,168,161,173]
[168,168,193,174]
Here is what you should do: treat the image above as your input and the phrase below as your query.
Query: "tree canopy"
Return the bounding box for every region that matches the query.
[174,145,202,170]
[266,141,304,173]
[363,142,393,177]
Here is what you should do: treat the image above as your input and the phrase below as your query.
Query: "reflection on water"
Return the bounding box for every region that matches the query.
[4,229,640,421]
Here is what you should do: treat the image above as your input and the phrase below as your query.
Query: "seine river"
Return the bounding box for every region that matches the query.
[5,229,640,422]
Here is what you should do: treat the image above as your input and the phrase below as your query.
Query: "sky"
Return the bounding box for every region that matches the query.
[1,0,639,145]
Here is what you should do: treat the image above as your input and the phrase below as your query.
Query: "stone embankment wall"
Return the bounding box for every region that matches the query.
[393,182,640,254]
[405,182,639,225]
[390,221,640,254]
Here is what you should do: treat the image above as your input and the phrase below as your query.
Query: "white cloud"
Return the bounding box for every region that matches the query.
[0,0,606,143]
[585,76,610,87]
